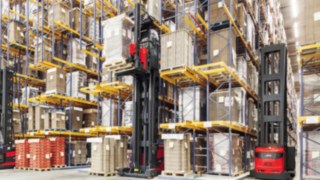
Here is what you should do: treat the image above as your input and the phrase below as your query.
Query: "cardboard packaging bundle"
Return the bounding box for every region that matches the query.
[35,105,50,130]
[305,131,320,176]
[70,8,87,34]
[122,101,133,126]
[209,87,246,124]
[67,38,87,66]
[88,137,105,173]
[48,3,70,28]
[29,138,52,169]
[15,139,30,168]
[102,14,134,65]
[51,110,66,129]
[208,133,243,175]
[34,37,53,64]
[246,137,256,171]
[44,110,52,130]
[247,62,258,94]
[161,29,194,70]
[8,21,25,44]
[88,79,98,102]
[46,68,66,94]
[13,110,21,133]
[162,133,191,173]
[209,0,238,24]
[49,137,65,166]
[102,99,118,126]
[66,71,87,99]
[210,28,237,68]
[83,109,98,127]
[65,107,83,131]
[70,140,87,165]
[178,86,206,121]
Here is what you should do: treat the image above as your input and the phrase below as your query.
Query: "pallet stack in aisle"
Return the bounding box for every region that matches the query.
[70,140,87,165]
[15,140,30,169]
[49,137,66,167]
[28,138,52,171]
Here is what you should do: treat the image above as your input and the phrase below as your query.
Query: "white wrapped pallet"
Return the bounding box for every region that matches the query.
[21,87,39,106]
[67,38,87,67]
[66,71,87,99]
[102,14,134,64]
[146,0,161,22]
[101,99,118,126]
[122,101,133,126]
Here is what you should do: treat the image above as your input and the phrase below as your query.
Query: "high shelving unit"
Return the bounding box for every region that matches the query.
[298,43,320,179]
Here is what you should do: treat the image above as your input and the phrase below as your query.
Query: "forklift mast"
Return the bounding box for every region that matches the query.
[0,68,15,168]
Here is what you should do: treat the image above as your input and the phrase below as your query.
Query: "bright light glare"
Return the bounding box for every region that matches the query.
[291,0,298,18]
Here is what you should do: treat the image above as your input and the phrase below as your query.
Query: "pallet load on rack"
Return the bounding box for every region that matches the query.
[247,97,257,130]
[146,0,161,22]
[49,137,65,167]
[51,109,67,130]
[303,75,320,115]
[245,137,256,171]
[102,100,118,126]
[67,39,87,66]
[192,135,207,173]
[208,133,243,176]
[87,52,98,72]
[83,109,98,127]
[66,71,87,99]
[29,138,52,171]
[31,8,48,31]
[122,101,133,127]
[209,0,238,25]
[87,16,100,41]
[87,79,98,102]
[65,107,83,131]
[21,87,39,105]
[70,8,88,35]
[34,37,53,64]
[13,110,21,133]
[48,2,70,29]
[178,86,206,121]
[305,131,320,176]
[15,139,30,169]
[102,14,134,70]
[46,68,66,94]
[70,140,87,165]
[8,20,25,44]
[209,87,246,125]
[162,133,192,176]
[88,135,128,176]
[160,29,194,71]
[177,2,202,31]
[35,105,50,130]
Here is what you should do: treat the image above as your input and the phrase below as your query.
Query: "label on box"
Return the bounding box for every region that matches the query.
[27,154,30,159]
[41,115,45,119]
[204,121,212,128]
[120,142,124,148]
[224,97,233,107]
[122,29,126,37]
[45,131,49,135]
[106,144,110,151]
[168,123,175,129]
[30,132,34,136]
[60,74,64,79]
[72,151,75,157]
[166,41,172,48]
[314,11,320,21]
[33,155,36,160]
[169,141,174,148]
[93,145,97,151]
[213,49,219,56]
[77,116,80,121]
[50,75,53,80]
[84,128,89,133]
[78,150,81,154]
[91,121,95,126]
[306,116,318,124]
[312,151,320,158]
[216,164,222,172]
[184,142,188,149]
[61,152,64,157]
[18,155,21,160]
[247,151,251,158]
[106,127,112,132]
[218,96,225,103]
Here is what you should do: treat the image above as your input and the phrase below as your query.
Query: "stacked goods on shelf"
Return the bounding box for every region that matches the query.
[83,109,98,127]
[8,20,25,44]
[66,71,87,99]
[15,139,30,168]
[31,8,48,31]
[160,29,194,70]
[51,110,67,129]
[1,0,9,15]
[178,86,206,121]
[102,14,134,66]
[48,2,70,28]
[193,135,207,173]
[68,39,87,66]
[164,83,174,100]
[236,55,247,81]
[19,57,38,77]
[177,2,200,31]
[247,97,257,130]
[13,110,21,133]
[44,110,52,130]
[89,137,105,174]
[49,137,65,167]
[111,135,128,170]
[88,79,98,102]
[33,37,53,64]
[146,0,161,22]
[46,68,66,94]
[209,0,238,24]
[245,137,256,170]
[21,87,39,105]
[210,28,237,68]
[29,138,51,170]
[162,133,191,175]
[70,140,87,165]
[84,0,117,17]
[35,105,50,130]
[86,51,98,72]
[209,87,246,125]
[208,133,243,175]
[302,75,320,116]
[65,107,83,131]
[102,100,118,126]
[88,17,100,41]
[28,106,35,131]
[122,101,133,126]
[247,62,258,94]
[305,131,320,176]
[70,8,88,35]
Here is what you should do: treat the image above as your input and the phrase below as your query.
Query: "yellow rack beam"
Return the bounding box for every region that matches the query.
[196,13,209,30]
[193,61,259,101]
[160,66,206,87]
[298,43,320,54]
[14,133,44,138]
[184,14,206,42]
[28,93,98,108]
[160,121,201,131]
[153,20,171,34]
[1,43,20,54]
[15,73,46,86]
[158,96,174,105]
[81,49,105,61]
[80,126,132,135]
[194,120,257,136]
[298,116,320,126]
[222,3,259,68]
[8,41,35,52]
[12,103,28,110]
[53,57,98,76]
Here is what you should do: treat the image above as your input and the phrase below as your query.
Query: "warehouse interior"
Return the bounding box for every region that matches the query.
[0,0,319,180]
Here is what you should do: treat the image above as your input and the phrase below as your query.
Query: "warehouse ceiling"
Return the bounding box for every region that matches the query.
[280,0,320,73]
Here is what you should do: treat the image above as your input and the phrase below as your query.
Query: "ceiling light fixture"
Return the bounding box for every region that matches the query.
[291,0,298,18]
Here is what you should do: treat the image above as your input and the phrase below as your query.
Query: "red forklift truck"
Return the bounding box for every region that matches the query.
[250,44,296,179]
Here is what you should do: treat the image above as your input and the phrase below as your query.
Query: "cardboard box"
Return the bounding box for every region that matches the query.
[66,71,87,99]
[209,0,238,24]
[48,3,70,27]
[83,109,98,127]
[44,111,52,130]
[70,8,87,34]
[34,37,53,64]
[102,99,118,126]
[35,105,50,130]
[8,21,25,43]
[51,110,66,129]
[66,107,83,131]
[46,68,66,94]
[70,140,87,165]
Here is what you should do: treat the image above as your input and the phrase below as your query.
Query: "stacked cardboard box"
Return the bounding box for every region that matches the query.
[102,14,134,64]
[86,50,98,72]
[102,99,118,126]
[70,140,87,165]
[236,55,247,81]
[66,71,87,99]
[88,17,100,41]
[177,2,200,31]
[15,139,30,168]
[8,21,25,44]
[31,9,48,31]
[209,87,246,124]
[13,110,21,133]
[122,101,133,126]
[48,3,70,28]
[46,68,66,94]
[67,39,87,66]
[208,133,243,175]
[146,0,161,22]
[28,106,35,131]
[162,133,191,174]
[305,131,320,176]
[34,37,53,64]
[65,107,83,131]
[21,87,39,106]
[247,62,258,94]
[35,105,50,130]
[49,137,65,167]
[209,0,238,24]
[29,138,51,169]
[247,97,257,130]
[88,79,98,102]
[51,110,66,129]
[89,137,104,173]
[83,109,98,127]
[161,30,194,70]
[70,8,87,34]
[44,110,52,130]
[178,86,206,121]
[303,75,320,116]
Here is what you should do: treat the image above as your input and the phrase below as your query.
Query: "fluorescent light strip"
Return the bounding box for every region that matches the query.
[291,0,298,18]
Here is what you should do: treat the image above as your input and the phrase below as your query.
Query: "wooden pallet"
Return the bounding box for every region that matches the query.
[160,65,187,72]
[14,167,29,170]
[29,168,52,172]
[210,170,244,177]
[161,171,193,177]
[53,165,66,168]
[89,172,116,177]
[104,60,134,72]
